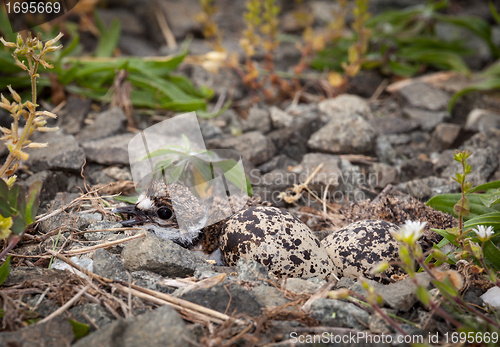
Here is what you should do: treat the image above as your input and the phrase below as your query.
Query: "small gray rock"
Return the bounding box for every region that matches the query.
[369,163,399,189]
[307,116,376,154]
[369,116,420,135]
[122,232,211,277]
[207,131,276,165]
[0,316,74,347]
[252,285,291,307]
[318,94,373,122]
[268,113,323,161]
[298,153,342,193]
[270,106,294,129]
[69,303,115,331]
[399,158,434,182]
[179,283,264,317]
[310,298,370,329]
[237,259,269,283]
[82,133,134,165]
[465,108,500,133]
[22,170,68,204]
[257,154,298,174]
[59,96,91,135]
[431,123,461,150]
[402,107,450,131]
[398,82,450,111]
[350,272,432,312]
[200,121,223,141]
[399,176,459,200]
[76,107,127,143]
[241,107,272,133]
[376,135,396,164]
[93,248,129,282]
[285,278,321,294]
[73,305,193,347]
[25,131,86,172]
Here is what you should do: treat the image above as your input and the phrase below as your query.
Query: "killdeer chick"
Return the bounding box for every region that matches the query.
[113,180,233,264]
[114,180,339,279]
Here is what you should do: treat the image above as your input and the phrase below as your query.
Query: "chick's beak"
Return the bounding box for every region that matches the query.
[113,205,146,227]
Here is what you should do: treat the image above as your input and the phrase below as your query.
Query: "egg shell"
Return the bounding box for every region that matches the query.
[321,219,401,280]
[220,206,338,279]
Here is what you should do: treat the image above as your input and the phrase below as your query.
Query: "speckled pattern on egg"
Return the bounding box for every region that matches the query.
[321,219,400,280]
[220,206,338,279]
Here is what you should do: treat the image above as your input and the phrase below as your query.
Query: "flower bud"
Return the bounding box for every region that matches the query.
[16,33,23,47]
[0,37,16,48]
[7,85,21,103]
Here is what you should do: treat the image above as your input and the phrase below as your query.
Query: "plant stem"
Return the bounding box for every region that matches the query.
[0,57,39,178]
[0,234,21,260]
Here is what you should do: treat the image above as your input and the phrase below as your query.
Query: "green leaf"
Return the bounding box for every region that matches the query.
[7,184,20,214]
[434,13,500,58]
[0,6,15,41]
[11,215,26,235]
[197,100,232,119]
[464,212,500,233]
[114,196,139,204]
[166,75,213,99]
[433,229,460,247]
[69,319,90,341]
[479,191,500,208]
[397,49,470,75]
[388,60,420,76]
[483,239,500,270]
[471,179,500,193]
[427,193,500,220]
[25,180,41,225]
[415,285,431,306]
[0,179,14,218]
[0,256,11,286]
[448,77,500,112]
[95,16,121,57]
[432,277,459,300]
[490,1,500,26]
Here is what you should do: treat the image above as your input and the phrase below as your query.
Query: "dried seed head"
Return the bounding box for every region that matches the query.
[45,32,63,48]
[45,45,62,53]
[37,126,59,132]
[39,60,54,69]
[16,33,23,47]
[0,37,16,48]
[25,142,48,148]
[26,101,35,113]
[7,85,21,103]
[39,110,57,119]
[13,56,28,71]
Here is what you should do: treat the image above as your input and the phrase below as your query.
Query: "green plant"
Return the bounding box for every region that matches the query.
[427,151,500,271]
[313,1,478,78]
[197,0,224,52]
[0,7,222,118]
[448,1,500,111]
[0,179,42,260]
[0,32,63,179]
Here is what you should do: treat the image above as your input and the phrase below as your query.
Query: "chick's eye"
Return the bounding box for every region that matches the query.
[157,207,173,220]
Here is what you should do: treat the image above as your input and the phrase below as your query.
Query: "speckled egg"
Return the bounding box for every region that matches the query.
[321,219,401,280]
[220,206,338,279]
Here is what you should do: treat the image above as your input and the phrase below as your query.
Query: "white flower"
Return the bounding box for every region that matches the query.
[473,225,494,242]
[398,220,426,244]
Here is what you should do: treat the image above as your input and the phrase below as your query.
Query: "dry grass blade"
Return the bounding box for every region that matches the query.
[301,280,336,312]
[46,250,247,325]
[37,284,91,324]
[61,232,146,256]
[112,283,225,325]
